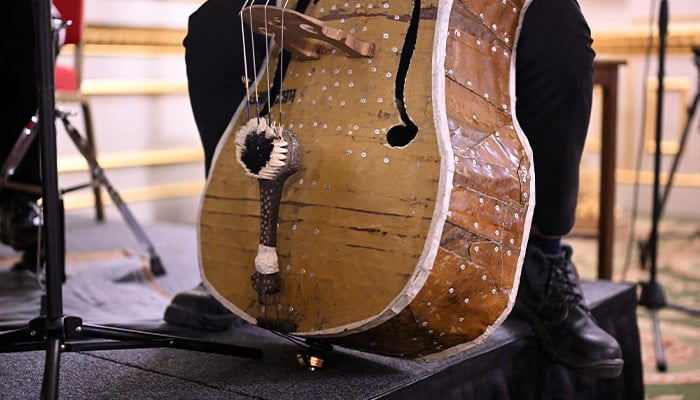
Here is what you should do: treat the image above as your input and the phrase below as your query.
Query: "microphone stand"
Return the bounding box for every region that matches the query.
[0,1,261,398]
[637,0,670,373]
[637,0,700,372]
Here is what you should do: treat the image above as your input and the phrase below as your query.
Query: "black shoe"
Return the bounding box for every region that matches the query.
[512,244,624,378]
[0,192,42,251]
[164,283,245,331]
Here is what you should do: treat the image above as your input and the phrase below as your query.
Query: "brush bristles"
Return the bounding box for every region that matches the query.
[235,118,289,180]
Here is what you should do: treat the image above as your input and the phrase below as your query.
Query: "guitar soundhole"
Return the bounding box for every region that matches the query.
[387,124,418,147]
[385,0,421,148]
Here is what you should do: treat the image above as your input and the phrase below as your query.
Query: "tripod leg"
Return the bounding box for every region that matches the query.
[79,101,105,221]
[0,326,38,345]
[1,114,38,182]
[649,309,667,372]
[0,112,44,195]
[100,180,166,276]
[77,323,262,359]
[41,336,62,400]
[57,112,166,276]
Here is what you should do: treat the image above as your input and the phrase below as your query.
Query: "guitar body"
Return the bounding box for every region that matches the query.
[200,0,533,360]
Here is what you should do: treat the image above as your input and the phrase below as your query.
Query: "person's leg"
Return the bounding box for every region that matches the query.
[185,0,268,176]
[164,0,267,330]
[1,0,41,186]
[0,0,44,273]
[513,0,623,378]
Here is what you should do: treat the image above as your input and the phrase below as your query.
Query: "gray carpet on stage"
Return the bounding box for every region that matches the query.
[0,216,197,327]
[0,216,643,400]
[0,216,497,399]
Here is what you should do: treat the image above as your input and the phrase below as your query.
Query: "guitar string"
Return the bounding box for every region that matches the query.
[276,0,292,332]
[263,1,273,126]
[247,0,261,123]
[271,0,279,331]
[239,0,252,120]
[264,0,274,327]
[279,0,290,125]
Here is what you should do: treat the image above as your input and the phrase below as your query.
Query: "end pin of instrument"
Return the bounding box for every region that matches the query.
[296,352,325,371]
[296,339,333,371]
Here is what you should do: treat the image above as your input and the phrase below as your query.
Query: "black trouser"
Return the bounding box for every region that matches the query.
[185,0,595,237]
[184,0,268,177]
[516,0,596,236]
[0,0,42,202]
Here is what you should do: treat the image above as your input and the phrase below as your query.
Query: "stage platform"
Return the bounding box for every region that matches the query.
[0,217,644,399]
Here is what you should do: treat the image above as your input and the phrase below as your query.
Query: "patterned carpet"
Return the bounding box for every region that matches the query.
[567,215,700,399]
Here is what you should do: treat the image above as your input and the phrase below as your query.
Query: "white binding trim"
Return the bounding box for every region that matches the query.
[506,0,536,311]
[418,0,537,361]
[385,0,455,316]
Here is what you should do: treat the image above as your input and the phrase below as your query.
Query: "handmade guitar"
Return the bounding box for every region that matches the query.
[199,0,533,361]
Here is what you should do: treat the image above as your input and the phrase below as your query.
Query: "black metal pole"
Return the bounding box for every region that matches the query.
[33,0,67,397]
[655,48,700,225]
[34,0,65,318]
[639,0,669,373]
[650,0,668,285]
